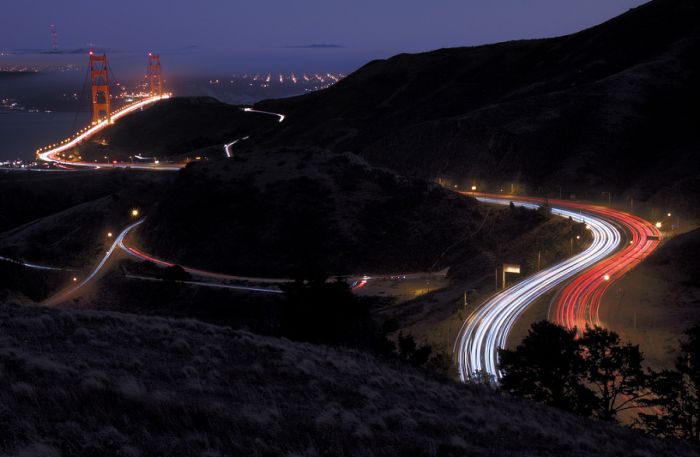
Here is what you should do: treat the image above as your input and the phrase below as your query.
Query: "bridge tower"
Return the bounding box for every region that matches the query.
[148,52,163,97]
[89,52,111,124]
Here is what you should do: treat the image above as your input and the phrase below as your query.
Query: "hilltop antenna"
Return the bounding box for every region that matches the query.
[50,24,58,52]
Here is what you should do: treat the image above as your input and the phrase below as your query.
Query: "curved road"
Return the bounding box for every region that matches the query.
[455,195,660,382]
[36,95,182,170]
[548,205,660,330]
[36,99,661,383]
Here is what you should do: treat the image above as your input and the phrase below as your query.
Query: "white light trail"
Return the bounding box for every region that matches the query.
[224,136,249,158]
[36,95,178,170]
[45,219,144,305]
[0,255,67,271]
[243,107,286,123]
[455,197,621,382]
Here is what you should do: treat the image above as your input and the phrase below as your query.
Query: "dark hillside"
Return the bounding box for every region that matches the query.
[139,150,486,277]
[78,97,279,162]
[0,301,697,456]
[0,170,171,233]
[248,0,700,210]
[597,228,700,369]
[139,150,586,279]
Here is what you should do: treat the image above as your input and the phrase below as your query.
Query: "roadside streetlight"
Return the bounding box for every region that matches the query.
[667,212,672,217]
[72,277,78,282]
[655,221,662,229]
[131,209,139,217]
[107,232,113,238]
[471,185,477,191]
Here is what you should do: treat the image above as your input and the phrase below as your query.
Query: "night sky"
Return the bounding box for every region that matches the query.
[4,0,649,60]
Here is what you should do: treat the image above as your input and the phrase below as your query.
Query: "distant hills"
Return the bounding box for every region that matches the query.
[280,43,345,49]
[8,48,112,55]
[251,0,700,212]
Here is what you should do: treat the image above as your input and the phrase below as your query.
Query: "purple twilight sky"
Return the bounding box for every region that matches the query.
[1,0,650,73]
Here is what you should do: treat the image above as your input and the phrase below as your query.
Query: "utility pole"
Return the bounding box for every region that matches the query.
[537,251,541,271]
[495,268,499,291]
[602,191,611,207]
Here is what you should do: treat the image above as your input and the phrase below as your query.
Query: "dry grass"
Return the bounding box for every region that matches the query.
[0,301,696,456]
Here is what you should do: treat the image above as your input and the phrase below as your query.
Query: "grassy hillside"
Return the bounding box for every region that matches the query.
[0,170,172,233]
[247,0,700,212]
[0,170,173,300]
[78,97,279,162]
[0,300,696,456]
[137,149,586,279]
[139,150,484,277]
[600,228,700,369]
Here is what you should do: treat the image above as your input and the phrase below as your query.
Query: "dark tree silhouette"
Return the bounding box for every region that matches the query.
[580,325,648,421]
[498,320,595,416]
[640,323,700,441]
[280,277,376,348]
[397,332,432,367]
[160,265,192,282]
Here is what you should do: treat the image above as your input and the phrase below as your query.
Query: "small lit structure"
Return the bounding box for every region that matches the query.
[502,263,521,289]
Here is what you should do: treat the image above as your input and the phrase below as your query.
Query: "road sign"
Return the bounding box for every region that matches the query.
[502,263,521,289]
[503,264,521,274]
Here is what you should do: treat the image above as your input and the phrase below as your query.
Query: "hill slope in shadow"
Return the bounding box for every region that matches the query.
[0,301,697,456]
[249,0,700,211]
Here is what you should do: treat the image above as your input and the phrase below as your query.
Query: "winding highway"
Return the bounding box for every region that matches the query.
[455,195,660,383]
[548,204,660,330]
[44,219,144,305]
[33,94,661,386]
